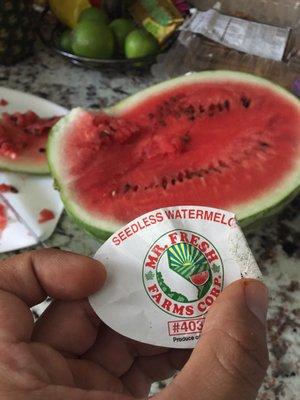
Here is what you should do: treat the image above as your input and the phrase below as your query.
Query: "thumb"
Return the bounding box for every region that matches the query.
[157,279,269,400]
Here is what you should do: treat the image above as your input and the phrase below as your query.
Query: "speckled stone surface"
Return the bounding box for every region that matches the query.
[0,44,299,399]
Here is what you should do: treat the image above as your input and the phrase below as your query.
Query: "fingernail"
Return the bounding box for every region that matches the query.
[244,280,269,326]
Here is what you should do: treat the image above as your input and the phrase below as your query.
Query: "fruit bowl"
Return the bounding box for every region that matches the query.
[38,9,177,72]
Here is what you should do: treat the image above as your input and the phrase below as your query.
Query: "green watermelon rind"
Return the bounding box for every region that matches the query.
[47,71,300,239]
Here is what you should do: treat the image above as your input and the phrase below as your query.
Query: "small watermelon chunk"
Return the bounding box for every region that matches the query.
[38,209,55,223]
[48,71,300,238]
[0,111,60,174]
[190,271,209,286]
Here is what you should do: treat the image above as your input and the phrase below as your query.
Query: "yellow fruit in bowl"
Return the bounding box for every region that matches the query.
[49,0,91,28]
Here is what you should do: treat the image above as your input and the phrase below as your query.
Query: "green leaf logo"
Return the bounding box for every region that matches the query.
[211,264,220,273]
[145,271,155,281]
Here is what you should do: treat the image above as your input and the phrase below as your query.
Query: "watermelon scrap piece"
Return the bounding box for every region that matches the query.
[0,183,18,193]
[38,209,55,224]
[0,99,8,106]
[48,71,300,238]
[0,203,7,232]
[0,111,60,174]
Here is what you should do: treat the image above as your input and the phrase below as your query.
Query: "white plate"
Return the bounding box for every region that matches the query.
[0,87,68,253]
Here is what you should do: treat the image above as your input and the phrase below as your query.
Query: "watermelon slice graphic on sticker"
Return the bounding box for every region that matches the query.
[190,270,210,286]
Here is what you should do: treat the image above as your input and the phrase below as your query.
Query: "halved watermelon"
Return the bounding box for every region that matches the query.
[48,71,300,238]
[0,111,60,174]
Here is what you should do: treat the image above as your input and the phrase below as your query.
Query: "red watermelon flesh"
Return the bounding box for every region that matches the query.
[0,111,60,174]
[48,72,300,236]
[190,271,210,286]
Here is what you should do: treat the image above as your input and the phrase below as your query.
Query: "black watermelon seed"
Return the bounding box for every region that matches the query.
[10,186,19,193]
[224,100,230,110]
[208,105,215,116]
[100,130,110,137]
[177,172,184,182]
[123,184,131,193]
[241,96,251,108]
[259,141,270,149]
[185,170,193,179]
[182,134,190,143]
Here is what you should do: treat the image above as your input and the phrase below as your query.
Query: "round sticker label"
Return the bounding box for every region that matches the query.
[89,206,261,349]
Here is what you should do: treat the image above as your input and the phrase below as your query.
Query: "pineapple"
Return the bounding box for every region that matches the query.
[0,0,36,65]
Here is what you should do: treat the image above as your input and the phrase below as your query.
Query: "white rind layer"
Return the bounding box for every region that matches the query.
[0,159,49,174]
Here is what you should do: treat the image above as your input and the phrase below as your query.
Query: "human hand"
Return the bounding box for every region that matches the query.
[0,249,268,400]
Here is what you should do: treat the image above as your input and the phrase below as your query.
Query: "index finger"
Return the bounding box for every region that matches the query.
[0,249,106,342]
[0,249,106,306]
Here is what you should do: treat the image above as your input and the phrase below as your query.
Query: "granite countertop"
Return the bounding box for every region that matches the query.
[0,45,299,399]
